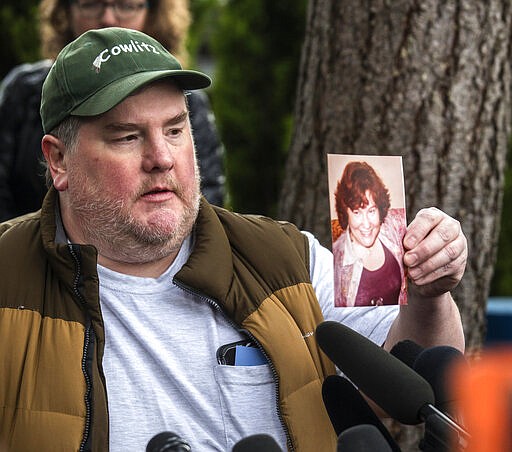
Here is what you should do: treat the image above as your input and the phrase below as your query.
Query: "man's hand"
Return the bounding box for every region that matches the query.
[403,207,468,298]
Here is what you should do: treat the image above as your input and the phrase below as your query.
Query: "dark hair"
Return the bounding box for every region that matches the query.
[334,161,391,229]
[39,0,190,63]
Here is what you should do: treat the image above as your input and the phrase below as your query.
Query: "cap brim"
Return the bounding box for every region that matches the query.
[71,69,211,117]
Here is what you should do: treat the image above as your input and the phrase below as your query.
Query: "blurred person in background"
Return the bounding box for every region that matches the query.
[0,0,225,222]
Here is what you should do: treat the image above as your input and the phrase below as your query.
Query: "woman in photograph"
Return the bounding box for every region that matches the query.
[332,161,407,307]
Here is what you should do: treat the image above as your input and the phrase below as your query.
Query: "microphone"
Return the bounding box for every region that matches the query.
[413,345,467,416]
[337,424,393,452]
[390,339,424,368]
[317,321,433,424]
[391,340,466,416]
[322,374,401,451]
[232,434,282,451]
[315,321,469,449]
[146,432,191,452]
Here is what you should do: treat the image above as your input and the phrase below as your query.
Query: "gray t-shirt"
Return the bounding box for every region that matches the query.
[98,231,398,451]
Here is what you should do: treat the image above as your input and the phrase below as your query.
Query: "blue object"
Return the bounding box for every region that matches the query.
[234,345,267,366]
[486,297,512,344]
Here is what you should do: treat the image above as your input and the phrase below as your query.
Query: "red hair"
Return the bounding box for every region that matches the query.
[334,161,390,230]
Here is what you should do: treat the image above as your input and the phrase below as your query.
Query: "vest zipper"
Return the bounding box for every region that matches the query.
[68,245,94,452]
[173,279,295,452]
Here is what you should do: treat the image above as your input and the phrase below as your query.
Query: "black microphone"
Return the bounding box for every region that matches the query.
[317,321,433,424]
[391,340,466,417]
[337,424,393,452]
[315,321,469,449]
[232,434,282,452]
[146,432,191,452]
[322,375,401,451]
[413,345,467,416]
[390,339,424,368]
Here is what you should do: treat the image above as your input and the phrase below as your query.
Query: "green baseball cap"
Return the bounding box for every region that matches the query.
[40,27,211,133]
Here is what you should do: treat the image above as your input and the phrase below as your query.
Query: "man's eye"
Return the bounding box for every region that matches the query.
[115,134,138,142]
[168,128,182,137]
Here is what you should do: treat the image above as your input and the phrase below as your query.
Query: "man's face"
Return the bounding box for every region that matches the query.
[59,80,200,264]
[347,190,381,248]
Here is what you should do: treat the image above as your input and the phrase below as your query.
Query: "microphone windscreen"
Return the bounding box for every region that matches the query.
[413,345,466,414]
[316,321,434,424]
[390,339,424,368]
[322,375,401,451]
[337,424,393,452]
[146,432,191,452]
[232,434,282,452]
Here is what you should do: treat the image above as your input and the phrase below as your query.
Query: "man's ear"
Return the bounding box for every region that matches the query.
[41,134,69,191]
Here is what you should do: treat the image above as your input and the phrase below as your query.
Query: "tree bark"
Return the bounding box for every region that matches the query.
[280,0,511,350]
[279,3,511,447]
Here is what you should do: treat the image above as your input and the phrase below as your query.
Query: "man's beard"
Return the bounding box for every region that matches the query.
[67,168,200,264]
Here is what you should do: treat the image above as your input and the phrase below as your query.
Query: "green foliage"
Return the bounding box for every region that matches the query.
[490,147,512,295]
[0,0,40,79]
[188,0,223,69]
[210,0,307,215]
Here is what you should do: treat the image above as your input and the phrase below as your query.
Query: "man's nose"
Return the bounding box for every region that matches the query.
[142,137,175,173]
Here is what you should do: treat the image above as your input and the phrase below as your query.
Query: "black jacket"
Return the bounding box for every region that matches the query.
[0,61,225,221]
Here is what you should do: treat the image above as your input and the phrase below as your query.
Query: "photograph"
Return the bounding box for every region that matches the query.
[327,154,408,307]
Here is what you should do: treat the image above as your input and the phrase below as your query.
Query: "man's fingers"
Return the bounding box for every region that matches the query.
[404,207,467,298]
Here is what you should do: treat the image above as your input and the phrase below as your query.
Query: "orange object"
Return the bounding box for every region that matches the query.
[449,347,512,452]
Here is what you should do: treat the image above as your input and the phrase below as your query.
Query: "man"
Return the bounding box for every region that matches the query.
[0,28,466,451]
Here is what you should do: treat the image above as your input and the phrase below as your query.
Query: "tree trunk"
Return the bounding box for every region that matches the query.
[278,1,511,448]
